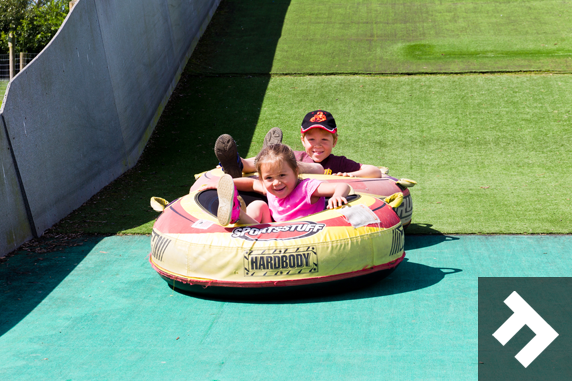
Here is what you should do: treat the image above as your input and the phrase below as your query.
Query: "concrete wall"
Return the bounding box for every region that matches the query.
[0,114,34,254]
[0,0,220,257]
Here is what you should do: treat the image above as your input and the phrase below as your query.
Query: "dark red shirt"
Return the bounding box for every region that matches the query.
[294,151,362,173]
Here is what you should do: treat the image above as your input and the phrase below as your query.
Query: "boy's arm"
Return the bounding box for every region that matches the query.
[241,157,324,174]
[298,161,324,174]
[336,164,382,178]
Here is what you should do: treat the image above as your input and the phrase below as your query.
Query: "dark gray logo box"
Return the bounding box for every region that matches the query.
[479,277,572,380]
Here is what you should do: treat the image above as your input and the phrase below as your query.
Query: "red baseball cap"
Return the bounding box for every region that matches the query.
[301,110,337,134]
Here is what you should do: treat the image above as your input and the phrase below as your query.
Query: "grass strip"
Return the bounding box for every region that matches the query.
[53,73,572,235]
[188,0,572,75]
[0,81,7,107]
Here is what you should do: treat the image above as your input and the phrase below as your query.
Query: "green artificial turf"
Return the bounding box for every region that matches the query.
[53,74,572,235]
[43,0,572,236]
[0,81,7,107]
[187,0,572,74]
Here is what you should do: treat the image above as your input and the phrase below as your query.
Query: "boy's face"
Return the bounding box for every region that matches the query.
[300,128,337,163]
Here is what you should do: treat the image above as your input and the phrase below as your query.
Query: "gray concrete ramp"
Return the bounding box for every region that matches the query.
[95,0,177,165]
[0,0,221,256]
[0,112,33,254]
[1,0,127,236]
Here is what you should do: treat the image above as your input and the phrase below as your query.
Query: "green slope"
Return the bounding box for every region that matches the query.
[54,74,572,235]
[46,0,572,235]
[188,0,572,74]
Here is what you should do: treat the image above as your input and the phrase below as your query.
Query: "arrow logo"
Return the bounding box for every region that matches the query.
[492,291,559,368]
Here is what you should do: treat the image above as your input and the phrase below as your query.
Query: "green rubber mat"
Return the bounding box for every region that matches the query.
[188,0,572,74]
[1,235,572,380]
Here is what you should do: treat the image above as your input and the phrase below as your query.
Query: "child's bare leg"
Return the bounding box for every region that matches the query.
[242,200,272,223]
[231,128,322,175]
[236,210,259,225]
[241,126,282,173]
[218,128,282,176]
[241,157,257,173]
[218,175,267,225]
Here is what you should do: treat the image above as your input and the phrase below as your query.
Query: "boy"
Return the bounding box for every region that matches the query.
[296,110,382,178]
[214,110,383,178]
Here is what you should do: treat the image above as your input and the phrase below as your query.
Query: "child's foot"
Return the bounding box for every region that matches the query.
[214,134,243,178]
[263,127,283,148]
[217,174,241,226]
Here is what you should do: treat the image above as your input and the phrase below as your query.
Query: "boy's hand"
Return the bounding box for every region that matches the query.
[327,196,348,209]
[334,172,355,177]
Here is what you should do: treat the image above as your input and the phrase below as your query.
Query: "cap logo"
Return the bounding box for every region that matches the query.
[310,112,327,123]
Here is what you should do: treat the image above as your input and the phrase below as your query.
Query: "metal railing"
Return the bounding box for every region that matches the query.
[0,53,38,81]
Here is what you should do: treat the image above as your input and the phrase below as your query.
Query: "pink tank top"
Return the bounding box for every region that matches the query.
[266,178,325,222]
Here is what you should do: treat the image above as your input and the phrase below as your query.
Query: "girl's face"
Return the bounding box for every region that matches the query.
[260,160,299,199]
[300,128,337,163]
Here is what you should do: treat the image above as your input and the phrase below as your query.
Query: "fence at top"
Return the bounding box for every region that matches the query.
[0,53,39,80]
[0,0,221,257]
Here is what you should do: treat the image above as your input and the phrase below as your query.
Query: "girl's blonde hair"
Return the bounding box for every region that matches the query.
[254,144,298,178]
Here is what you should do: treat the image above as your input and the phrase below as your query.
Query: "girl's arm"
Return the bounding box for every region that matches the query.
[335,164,382,178]
[313,182,350,209]
[233,177,267,195]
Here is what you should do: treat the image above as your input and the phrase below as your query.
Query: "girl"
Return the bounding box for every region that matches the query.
[217,143,350,226]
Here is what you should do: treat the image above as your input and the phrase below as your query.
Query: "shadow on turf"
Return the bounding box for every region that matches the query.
[0,237,104,338]
[406,222,449,235]
[186,0,293,75]
[54,0,295,235]
[167,234,463,302]
[405,226,460,250]
[173,257,462,304]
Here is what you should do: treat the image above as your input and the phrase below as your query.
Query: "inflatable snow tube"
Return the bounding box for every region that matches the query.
[150,188,405,297]
[191,168,414,228]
